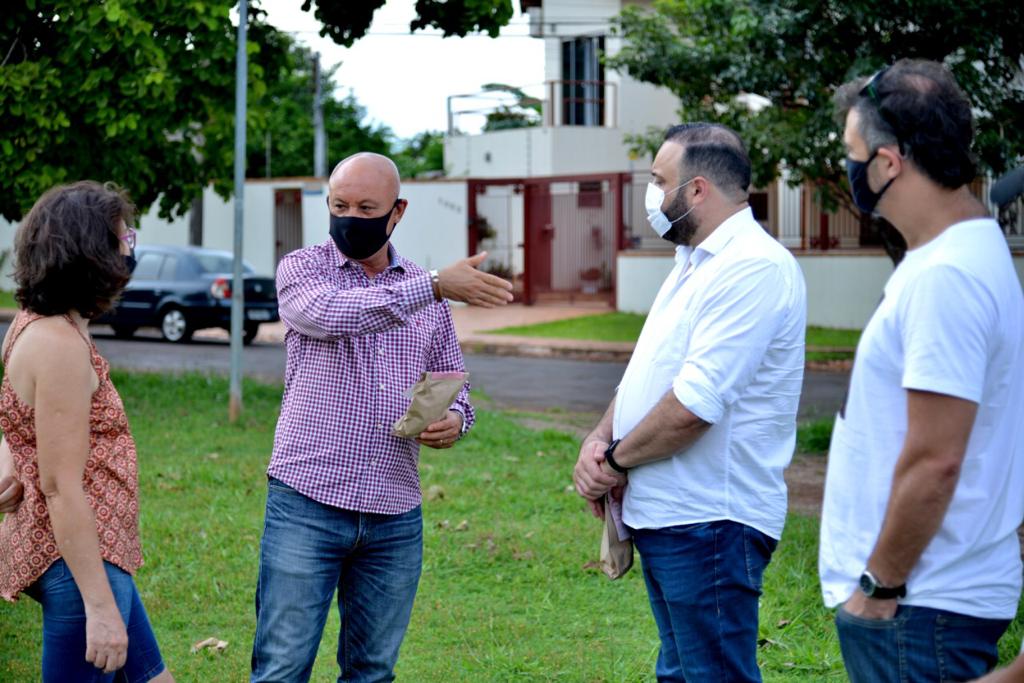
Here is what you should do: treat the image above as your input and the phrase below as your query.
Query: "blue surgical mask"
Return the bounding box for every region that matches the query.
[847,152,895,214]
[645,179,695,237]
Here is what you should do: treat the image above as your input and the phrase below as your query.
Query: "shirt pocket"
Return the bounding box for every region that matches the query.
[649,316,692,386]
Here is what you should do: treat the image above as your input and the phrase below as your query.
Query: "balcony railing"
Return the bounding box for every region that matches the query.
[446,80,618,135]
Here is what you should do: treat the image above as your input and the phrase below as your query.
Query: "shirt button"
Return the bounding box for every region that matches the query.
[378,349,385,357]
[379,383,386,391]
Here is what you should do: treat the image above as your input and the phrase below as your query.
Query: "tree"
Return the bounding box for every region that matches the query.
[393,131,445,179]
[608,0,1024,210]
[0,0,258,221]
[0,0,515,221]
[301,0,514,47]
[246,34,391,178]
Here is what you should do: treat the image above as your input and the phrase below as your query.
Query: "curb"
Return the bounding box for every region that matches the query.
[459,333,635,363]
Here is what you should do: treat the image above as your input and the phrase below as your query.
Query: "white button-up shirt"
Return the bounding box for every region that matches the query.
[616,207,807,539]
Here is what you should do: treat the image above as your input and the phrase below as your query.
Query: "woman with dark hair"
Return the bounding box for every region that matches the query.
[0,181,174,682]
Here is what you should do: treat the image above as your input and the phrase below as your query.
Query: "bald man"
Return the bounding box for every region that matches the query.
[250,153,512,683]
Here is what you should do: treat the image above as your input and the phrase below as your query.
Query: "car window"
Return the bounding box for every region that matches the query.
[194,253,254,274]
[159,255,179,281]
[133,253,164,280]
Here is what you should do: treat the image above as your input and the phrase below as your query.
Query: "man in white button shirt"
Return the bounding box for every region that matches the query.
[818,59,1024,683]
[573,123,806,682]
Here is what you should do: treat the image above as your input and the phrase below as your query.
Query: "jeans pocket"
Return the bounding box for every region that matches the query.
[741,525,775,592]
[836,603,899,629]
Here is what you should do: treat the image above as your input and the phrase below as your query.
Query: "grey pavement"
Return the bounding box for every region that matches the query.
[0,322,847,421]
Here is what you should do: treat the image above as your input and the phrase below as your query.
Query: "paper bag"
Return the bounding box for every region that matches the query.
[392,371,468,438]
[599,491,633,580]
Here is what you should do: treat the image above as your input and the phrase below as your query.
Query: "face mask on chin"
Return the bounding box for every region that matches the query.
[847,151,896,214]
[329,200,400,260]
[645,179,697,243]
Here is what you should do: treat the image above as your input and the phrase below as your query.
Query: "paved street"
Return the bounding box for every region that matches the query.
[0,323,847,420]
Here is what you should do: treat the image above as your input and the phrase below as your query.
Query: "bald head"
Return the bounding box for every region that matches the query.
[327,152,405,224]
[330,152,401,198]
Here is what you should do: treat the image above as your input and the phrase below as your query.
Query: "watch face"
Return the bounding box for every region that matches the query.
[859,573,875,596]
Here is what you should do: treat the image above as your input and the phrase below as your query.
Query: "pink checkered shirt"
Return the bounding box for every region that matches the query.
[267,241,474,514]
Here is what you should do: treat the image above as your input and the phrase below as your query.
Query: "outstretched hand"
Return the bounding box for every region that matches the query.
[438,252,514,308]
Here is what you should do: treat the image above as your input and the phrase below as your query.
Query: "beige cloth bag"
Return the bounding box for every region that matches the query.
[392,371,469,438]
[600,491,633,580]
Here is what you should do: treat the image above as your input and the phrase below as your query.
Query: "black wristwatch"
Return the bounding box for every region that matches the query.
[859,570,906,600]
[603,439,629,474]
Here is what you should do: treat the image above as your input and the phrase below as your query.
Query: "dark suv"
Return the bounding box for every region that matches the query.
[97,245,279,344]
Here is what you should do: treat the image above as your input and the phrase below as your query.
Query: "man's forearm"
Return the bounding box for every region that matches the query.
[613,391,709,469]
[866,445,962,586]
[584,399,615,446]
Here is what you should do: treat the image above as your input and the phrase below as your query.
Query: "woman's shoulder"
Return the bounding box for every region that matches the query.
[6,313,90,366]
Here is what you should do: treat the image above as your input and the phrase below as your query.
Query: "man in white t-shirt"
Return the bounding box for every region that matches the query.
[573,123,806,682]
[819,58,1024,683]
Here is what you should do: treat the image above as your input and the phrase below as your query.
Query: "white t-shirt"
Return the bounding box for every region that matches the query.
[617,208,807,539]
[819,218,1024,620]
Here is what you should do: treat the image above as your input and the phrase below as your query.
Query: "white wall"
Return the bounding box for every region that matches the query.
[446,126,642,178]
[390,180,469,270]
[616,251,676,313]
[617,250,887,328]
[137,210,189,248]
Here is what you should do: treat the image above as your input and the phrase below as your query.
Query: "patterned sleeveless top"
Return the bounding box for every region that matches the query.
[0,311,143,601]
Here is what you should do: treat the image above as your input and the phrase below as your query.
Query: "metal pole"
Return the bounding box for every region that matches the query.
[313,52,327,178]
[229,0,247,422]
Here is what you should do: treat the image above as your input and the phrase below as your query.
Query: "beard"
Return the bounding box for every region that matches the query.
[661,191,698,246]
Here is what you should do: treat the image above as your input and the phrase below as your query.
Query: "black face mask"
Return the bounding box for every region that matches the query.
[124,251,137,274]
[329,201,400,260]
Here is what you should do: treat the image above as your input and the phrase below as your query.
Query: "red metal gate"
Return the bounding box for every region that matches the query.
[468,173,629,304]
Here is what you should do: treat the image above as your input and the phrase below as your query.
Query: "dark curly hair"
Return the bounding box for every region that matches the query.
[834,59,976,189]
[14,181,135,318]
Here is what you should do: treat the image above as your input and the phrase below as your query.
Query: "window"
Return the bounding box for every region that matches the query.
[133,253,164,280]
[561,36,605,126]
[578,181,604,208]
[159,255,179,281]
[195,254,254,274]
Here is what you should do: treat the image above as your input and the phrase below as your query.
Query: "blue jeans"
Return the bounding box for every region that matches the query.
[632,520,777,682]
[250,478,424,683]
[836,603,1010,682]
[24,558,166,683]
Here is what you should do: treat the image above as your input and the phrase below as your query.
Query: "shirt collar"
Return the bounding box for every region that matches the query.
[693,206,754,258]
[334,241,406,272]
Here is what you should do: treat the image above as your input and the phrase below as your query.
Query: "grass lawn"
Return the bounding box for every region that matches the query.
[490,312,647,343]
[0,290,17,309]
[491,314,860,356]
[1,372,1021,681]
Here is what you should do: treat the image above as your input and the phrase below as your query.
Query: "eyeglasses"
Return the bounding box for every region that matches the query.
[858,66,905,152]
[120,227,137,250]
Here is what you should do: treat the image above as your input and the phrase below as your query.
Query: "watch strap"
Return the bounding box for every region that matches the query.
[860,571,906,600]
[603,439,628,474]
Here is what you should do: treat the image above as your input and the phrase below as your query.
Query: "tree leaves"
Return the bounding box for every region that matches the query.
[610,0,1024,207]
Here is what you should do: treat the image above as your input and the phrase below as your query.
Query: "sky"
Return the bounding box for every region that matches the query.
[257,0,546,140]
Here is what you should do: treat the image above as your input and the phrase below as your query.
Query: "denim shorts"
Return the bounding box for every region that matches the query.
[24,558,166,683]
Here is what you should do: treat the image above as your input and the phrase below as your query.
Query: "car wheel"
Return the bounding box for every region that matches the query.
[110,324,137,339]
[243,323,259,346]
[160,307,193,343]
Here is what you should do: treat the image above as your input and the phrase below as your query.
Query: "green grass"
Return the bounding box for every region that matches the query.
[1,372,1021,680]
[490,312,646,343]
[0,290,17,309]
[797,418,835,454]
[806,326,861,349]
[490,314,861,356]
